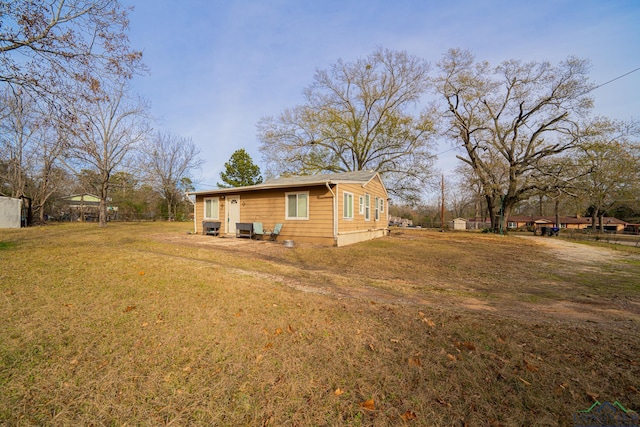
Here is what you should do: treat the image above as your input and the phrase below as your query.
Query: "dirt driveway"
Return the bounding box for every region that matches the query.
[516,234,640,265]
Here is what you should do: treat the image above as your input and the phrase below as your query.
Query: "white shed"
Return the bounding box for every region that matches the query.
[0,196,22,228]
[451,217,467,231]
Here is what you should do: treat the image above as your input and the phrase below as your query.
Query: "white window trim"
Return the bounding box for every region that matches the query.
[203,197,220,220]
[343,191,354,219]
[375,196,380,221]
[285,191,309,220]
[358,196,364,215]
[364,193,370,221]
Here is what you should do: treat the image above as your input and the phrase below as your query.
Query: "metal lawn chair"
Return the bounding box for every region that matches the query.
[269,223,282,241]
[253,222,265,240]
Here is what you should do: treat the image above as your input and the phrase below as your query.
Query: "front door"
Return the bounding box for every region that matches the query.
[226,195,240,235]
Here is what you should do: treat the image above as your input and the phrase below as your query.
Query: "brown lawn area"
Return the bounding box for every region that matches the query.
[1,222,639,426]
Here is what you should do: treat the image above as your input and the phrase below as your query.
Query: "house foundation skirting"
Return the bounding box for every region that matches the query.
[336,228,387,247]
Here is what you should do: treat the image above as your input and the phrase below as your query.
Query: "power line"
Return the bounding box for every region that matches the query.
[582,66,640,96]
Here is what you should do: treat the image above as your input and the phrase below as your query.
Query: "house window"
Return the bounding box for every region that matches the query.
[343,192,354,219]
[286,192,308,220]
[204,197,219,219]
[375,197,380,220]
[365,194,370,221]
[359,196,364,214]
[379,198,384,214]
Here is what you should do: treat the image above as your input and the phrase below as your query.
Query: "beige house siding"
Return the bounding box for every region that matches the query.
[335,177,388,246]
[195,187,336,244]
[191,171,389,246]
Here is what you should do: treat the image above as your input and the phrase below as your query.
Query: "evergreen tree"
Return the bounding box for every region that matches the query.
[218,149,263,188]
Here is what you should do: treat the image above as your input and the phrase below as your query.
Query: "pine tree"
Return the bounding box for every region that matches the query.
[218,149,263,188]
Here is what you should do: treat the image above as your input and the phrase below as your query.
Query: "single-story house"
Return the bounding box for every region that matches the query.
[0,196,22,228]
[60,194,118,221]
[188,170,389,246]
[389,216,413,227]
[507,216,627,233]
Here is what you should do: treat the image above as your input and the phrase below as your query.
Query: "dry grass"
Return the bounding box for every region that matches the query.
[1,223,639,426]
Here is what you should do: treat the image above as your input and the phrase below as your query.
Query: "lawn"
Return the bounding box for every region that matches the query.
[1,222,639,426]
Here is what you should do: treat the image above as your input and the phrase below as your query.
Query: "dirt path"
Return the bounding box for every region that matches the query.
[515,235,640,265]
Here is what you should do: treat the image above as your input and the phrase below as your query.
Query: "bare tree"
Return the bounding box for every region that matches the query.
[258,47,437,202]
[0,0,143,99]
[0,89,36,199]
[30,112,72,222]
[574,118,640,231]
[139,131,203,221]
[67,81,149,227]
[435,49,594,232]
[0,88,73,223]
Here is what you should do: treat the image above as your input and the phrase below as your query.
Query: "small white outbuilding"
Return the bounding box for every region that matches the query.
[0,196,22,229]
[451,217,467,231]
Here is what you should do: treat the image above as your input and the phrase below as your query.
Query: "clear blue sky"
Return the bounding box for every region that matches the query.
[126,0,640,190]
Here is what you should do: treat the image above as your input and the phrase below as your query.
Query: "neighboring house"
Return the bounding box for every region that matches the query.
[60,194,118,222]
[189,170,389,246]
[507,216,628,233]
[624,224,640,235]
[389,216,413,227]
[0,196,22,228]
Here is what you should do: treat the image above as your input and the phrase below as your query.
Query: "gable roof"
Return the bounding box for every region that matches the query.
[61,194,101,204]
[189,170,383,195]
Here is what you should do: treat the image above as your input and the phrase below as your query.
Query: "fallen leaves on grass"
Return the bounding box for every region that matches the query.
[454,341,476,351]
[418,312,436,327]
[400,410,417,421]
[360,398,375,410]
[408,356,422,367]
[334,388,344,396]
[123,305,136,313]
[447,354,457,362]
[524,360,539,372]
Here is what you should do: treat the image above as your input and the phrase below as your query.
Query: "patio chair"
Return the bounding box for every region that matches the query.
[253,222,265,240]
[269,223,283,241]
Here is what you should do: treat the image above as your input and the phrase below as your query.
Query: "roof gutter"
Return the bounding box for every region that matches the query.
[326,182,338,245]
